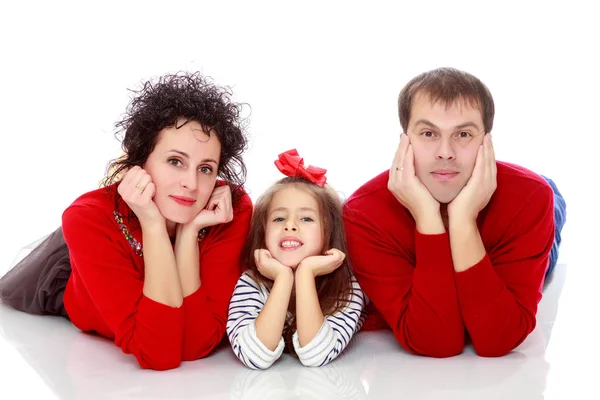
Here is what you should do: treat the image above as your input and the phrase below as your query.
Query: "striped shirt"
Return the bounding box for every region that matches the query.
[227,271,367,369]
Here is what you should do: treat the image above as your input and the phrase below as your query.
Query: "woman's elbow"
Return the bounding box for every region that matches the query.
[138,354,182,371]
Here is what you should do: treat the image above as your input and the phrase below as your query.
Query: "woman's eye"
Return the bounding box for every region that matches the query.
[199,166,213,174]
[168,158,182,167]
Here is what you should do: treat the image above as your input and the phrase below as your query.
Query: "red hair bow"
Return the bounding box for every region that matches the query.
[274,149,327,187]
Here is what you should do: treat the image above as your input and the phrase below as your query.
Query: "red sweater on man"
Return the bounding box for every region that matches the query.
[62,183,252,370]
[343,161,555,358]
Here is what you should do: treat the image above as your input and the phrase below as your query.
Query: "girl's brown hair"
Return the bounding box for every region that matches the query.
[242,177,353,356]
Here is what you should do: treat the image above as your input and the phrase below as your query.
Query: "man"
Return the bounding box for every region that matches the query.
[343,67,566,357]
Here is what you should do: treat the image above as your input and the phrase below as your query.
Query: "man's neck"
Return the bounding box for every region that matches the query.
[440,204,449,230]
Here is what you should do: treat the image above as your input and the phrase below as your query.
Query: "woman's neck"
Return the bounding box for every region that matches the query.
[166,220,177,239]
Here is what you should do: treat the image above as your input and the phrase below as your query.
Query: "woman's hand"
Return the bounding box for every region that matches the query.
[117,166,164,228]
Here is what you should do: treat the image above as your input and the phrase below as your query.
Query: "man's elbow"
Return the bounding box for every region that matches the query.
[397,331,465,358]
[472,341,518,358]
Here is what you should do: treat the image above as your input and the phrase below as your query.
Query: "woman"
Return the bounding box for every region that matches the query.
[0,72,252,370]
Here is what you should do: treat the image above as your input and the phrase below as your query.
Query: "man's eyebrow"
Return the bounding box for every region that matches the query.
[455,122,482,130]
[413,119,440,130]
[413,119,481,130]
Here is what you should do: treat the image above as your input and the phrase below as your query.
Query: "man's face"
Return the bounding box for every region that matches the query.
[407,92,486,204]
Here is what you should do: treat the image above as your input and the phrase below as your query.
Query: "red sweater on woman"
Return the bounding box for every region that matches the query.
[343,161,555,358]
[62,183,252,370]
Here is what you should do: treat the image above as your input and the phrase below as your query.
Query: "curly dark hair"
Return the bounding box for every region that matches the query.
[102,71,249,208]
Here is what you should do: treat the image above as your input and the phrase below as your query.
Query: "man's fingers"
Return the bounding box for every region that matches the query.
[486,134,497,177]
[405,144,416,176]
[391,133,409,173]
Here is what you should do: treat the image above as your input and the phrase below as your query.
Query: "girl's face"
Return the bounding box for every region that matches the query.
[143,118,221,228]
[265,186,324,268]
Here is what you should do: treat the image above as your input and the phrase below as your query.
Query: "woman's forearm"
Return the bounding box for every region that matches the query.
[174,226,202,297]
[141,223,183,307]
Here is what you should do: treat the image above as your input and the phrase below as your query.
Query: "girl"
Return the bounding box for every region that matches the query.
[0,72,252,370]
[227,149,367,369]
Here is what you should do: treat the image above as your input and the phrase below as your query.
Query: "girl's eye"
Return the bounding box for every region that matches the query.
[199,166,213,174]
[272,217,284,223]
[301,217,314,222]
[168,158,183,167]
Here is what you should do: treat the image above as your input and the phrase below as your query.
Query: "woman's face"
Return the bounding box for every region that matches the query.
[143,118,221,226]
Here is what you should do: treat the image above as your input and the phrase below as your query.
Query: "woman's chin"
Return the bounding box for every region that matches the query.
[161,210,197,226]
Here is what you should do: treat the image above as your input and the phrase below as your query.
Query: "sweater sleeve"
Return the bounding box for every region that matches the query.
[343,206,464,357]
[454,185,555,357]
[181,194,252,361]
[226,273,285,370]
[292,277,367,367]
[62,205,184,371]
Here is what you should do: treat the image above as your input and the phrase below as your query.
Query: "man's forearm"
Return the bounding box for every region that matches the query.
[449,217,486,272]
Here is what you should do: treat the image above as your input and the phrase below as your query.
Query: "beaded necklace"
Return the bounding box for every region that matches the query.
[113,211,206,257]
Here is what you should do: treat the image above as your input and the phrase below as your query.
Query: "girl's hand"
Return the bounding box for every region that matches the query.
[117,166,164,227]
[255,249,293,281]
[297,248,346,277]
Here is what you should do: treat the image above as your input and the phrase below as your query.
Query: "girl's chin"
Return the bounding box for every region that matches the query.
[278,257,301,269]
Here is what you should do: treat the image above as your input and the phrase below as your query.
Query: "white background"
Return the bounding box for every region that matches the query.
[0,1,598,398]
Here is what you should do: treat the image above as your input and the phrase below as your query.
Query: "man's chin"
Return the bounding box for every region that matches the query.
[428,188,461,205]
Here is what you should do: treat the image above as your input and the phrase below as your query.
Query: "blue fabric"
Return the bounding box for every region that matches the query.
[541,176,566,280]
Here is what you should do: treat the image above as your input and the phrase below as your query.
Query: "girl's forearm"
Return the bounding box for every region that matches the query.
[294,268,325,347]
[255,271,294,351]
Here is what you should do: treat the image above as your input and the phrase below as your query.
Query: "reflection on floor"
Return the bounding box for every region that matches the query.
[0,255,573,400]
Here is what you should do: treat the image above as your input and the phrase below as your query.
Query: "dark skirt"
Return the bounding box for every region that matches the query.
[0,226,70,318]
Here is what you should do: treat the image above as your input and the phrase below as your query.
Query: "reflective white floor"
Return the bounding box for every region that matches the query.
[0,230,597,399]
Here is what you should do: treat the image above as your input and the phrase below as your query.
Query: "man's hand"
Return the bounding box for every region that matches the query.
[388,133,444,233]
[448,134,497,222]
